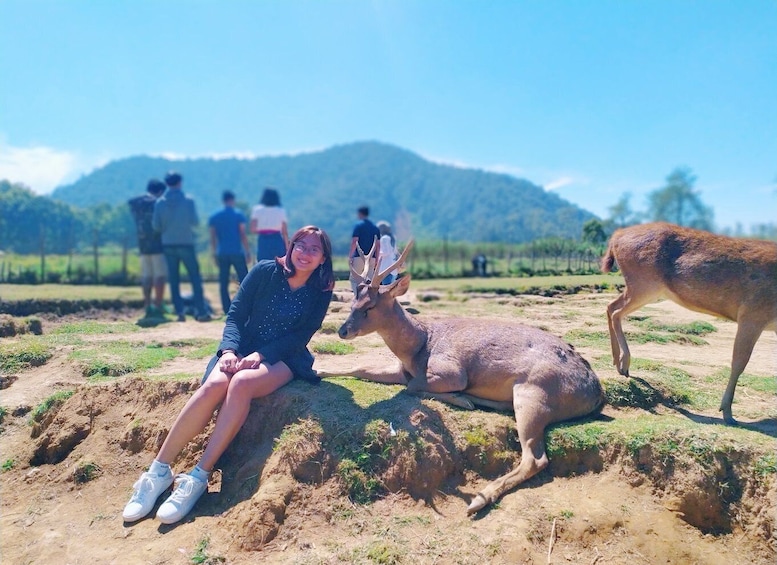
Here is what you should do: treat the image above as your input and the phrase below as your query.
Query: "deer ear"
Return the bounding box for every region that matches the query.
[388,274,411,298]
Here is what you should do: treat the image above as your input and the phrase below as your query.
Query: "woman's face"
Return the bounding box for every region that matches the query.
[290,233,326,275]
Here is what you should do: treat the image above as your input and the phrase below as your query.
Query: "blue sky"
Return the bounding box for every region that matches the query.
[1,0,775,231]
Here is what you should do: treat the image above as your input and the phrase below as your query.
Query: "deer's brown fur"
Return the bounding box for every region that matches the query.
[601,222,777,424]
[320,241,605,514]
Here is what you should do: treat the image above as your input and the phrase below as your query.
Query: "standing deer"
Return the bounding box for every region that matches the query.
[320,241,605,515]
[601,222,777,425]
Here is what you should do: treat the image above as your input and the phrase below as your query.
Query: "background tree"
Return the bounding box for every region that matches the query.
[581,218,607,245]
[646,167,713,229]
[607,192,637,228]
[0,180,83,254]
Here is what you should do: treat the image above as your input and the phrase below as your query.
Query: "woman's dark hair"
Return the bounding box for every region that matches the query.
[260,188,281,207]
[377,220,396,247]
[278,225,335,291]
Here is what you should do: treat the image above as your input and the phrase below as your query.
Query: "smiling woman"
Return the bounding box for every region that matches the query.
[122,225,335,525]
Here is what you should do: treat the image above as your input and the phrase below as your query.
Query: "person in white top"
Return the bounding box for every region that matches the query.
[250,188,289,261]
[376,221,398,285]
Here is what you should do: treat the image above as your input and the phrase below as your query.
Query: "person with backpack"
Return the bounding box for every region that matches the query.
[128,179,167,320]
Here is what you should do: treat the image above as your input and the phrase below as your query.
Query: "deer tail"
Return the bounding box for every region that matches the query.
[601,241,616,273]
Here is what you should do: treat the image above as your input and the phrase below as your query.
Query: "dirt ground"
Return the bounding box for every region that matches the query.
[0,285,775,564]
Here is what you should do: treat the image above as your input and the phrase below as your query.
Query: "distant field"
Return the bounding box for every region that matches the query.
[0,274,624,303]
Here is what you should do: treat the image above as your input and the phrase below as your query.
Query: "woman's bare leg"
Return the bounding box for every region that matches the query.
[155,367,230,465]
[197,362,293,471]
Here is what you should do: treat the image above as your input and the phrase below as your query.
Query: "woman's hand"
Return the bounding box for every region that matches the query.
[236,352,263,371]
[218,350,239,374]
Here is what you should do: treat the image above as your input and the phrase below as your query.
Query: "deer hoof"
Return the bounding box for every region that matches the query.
[466,494,488,515]
[721,409,738,426]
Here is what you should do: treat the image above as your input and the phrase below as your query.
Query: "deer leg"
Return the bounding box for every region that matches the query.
[720,320,763,425]
[606,287,656,376]
[315,360,408,384]
[409,391,475,409]
[406,366,474,409]
[466,388,551,515]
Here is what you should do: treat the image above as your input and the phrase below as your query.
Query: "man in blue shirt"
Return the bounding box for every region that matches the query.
[152,171,211,322]
[348,206,381,296]
[209,190,252,315]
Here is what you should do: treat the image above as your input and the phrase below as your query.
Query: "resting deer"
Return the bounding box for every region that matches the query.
[320,241,605,514]
[601,222,777,425]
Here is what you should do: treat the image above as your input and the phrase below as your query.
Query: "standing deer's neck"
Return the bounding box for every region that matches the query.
[375,299,428,364]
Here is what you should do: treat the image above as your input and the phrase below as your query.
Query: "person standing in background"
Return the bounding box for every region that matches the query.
[348,206,381,296]
[250,188,289,261]
[376,220,398,285]
[209,190,251,315]
[128,179,168,320]
[153,171,211,322]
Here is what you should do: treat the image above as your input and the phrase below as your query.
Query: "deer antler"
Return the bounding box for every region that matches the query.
[370,240,415,288]
[349,236,379,286]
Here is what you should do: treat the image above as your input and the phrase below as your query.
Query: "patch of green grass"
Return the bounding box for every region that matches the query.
[319,321,341,334]
[603,378,661,408]
[144,372,200,382]
[738,373,777,395]
[2,458,15,472]
[52,320,139,335]
[191,536,226,564]
[168,338,220,360]
[0,339,53,372]
[564,329,610,349]
[333,377,404,409]
[0,283,143,302]
[636,319,717,336]
[274,417,323,453]
[549,415,774,478]
[628,429,724,468]
[167,338,216,348]
[365,540,404,564]
[546,421,608,457]
[629,358,717,409]
[68,341,180,378]
[461,423,505,465]
[0,315,42,337]
[0,406,6,424]
[337,458,383,504]
[754,453,777,476]
[391,514,431,527]
[705,368,777,395]
[313,340,357,355]
[566,321,713,350]
[29,390,75,423]
[462,425,493,449]
[72,460,101,484]
[334,418,424,505]
[628,330,707,346]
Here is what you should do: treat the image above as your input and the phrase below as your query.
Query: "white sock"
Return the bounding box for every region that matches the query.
[190,465,209,483]
[148,459,171,476]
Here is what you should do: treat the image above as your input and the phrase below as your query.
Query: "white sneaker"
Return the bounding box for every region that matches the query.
[122,470,174,522]
[155,473,207,524]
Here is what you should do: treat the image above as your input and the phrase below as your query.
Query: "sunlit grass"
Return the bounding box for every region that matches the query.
[313,341,356,355]
[52,320,140,335]
[0,338,53,371]
[68,341,181,378]
[29,390,75,423]
[706,368,777,395]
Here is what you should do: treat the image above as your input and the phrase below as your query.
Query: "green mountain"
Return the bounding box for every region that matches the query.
[51,141,596,251]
